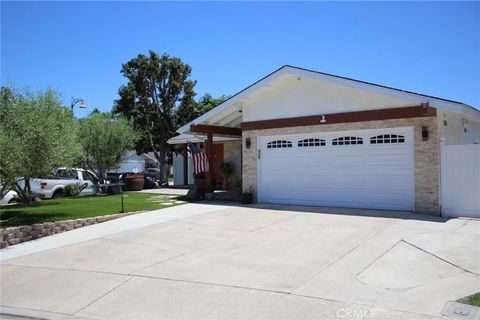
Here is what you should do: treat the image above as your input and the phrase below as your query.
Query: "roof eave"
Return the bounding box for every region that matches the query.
[178,65,479,133]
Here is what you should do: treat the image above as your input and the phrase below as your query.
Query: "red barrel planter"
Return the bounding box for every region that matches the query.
[125,173,145,191]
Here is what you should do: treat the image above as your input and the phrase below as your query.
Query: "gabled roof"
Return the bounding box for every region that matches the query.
[178,65,479,134]
[123,151,159,163]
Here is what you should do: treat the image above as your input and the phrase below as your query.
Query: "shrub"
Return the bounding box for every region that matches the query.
[218,162,235,178]
[231,175,242,192]
[64,184,81,197]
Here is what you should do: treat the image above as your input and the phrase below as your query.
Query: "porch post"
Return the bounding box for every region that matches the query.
[183,143,188,186]
[205,132,214,193]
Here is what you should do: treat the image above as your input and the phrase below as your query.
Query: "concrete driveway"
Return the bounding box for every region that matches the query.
[1,202,479,320]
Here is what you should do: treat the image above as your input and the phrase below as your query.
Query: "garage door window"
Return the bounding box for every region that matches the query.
[370,134,405,144]
[267,140,292,148]
[298,138,326,147]
[332,136,363,146]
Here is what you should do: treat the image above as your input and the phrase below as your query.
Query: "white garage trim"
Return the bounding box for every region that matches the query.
[257,127,414,211]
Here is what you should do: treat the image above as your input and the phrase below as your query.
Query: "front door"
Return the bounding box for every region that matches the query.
[212,143,224,186]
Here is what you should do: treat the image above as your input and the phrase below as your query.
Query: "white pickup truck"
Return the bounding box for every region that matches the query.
[29,168,98,199]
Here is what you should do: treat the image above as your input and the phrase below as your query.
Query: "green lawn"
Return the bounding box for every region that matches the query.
[0,192,187,228]
[458,293,480,307]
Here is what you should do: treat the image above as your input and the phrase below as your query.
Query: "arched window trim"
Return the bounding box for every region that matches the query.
[332,136,363,146]
[298,138,326,147]
[267,140,293,149]
[370,134,405,144]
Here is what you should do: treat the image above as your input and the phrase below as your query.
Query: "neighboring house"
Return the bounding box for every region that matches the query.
[168,65,480,218]
[112,151,159,173]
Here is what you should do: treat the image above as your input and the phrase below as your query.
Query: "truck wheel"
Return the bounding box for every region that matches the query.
[52,191,64,199]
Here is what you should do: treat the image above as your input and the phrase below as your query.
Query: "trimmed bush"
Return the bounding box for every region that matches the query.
[64,184,81,197]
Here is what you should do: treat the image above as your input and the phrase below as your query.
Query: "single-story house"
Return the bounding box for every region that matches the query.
[168,65,480,218]
[111,151,159,173]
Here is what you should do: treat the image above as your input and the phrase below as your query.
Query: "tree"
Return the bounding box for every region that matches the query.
[77,113,138,185]
[114,50,196,184]
[0,87,81,203]
[175,93,230,128]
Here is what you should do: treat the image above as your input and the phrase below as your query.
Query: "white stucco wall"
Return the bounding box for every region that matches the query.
[437,110,480,145]
[241,74,415,122]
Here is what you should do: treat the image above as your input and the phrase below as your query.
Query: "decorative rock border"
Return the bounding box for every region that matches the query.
[1,212,139,249]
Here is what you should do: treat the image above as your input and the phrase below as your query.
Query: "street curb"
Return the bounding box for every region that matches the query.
[0,306,93,320]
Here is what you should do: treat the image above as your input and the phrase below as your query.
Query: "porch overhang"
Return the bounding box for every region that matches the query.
[190,124,241,136]
[168,124,242,194]
[167,133,241,145]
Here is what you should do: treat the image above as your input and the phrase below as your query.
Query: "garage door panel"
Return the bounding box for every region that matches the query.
[258,128,414,211]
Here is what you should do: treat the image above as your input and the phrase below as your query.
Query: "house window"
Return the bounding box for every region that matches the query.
[370,134,405,144]
[267,140,292,148]
[298,138,326,147]
[332,136,363,146]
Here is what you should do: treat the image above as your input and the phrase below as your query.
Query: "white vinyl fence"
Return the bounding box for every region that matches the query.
[173,154,194,186]
[441,142,480,218]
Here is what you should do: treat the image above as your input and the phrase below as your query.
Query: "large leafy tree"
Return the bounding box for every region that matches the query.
[0,87,81,203]
[77,113,138,185]
[114,50,195,183]
[175,93,230,128]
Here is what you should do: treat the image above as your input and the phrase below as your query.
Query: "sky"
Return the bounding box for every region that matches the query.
[1,1,479,118]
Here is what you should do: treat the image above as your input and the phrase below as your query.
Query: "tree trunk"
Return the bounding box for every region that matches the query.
[15,177,33,205]
[25,178,32,204]
[158,149,169,186]
[83,162,102,195]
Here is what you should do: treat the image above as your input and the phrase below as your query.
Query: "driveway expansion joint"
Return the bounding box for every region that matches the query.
[401,239,479,275]
[73,276,135,315]
[291,227,387,295]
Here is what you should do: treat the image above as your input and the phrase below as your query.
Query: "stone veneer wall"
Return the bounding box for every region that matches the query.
[1,212,136,248]
[242,116,439,215]
[222,140,242,179]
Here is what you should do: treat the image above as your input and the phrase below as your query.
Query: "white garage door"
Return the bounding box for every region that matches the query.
[258,128,414,211]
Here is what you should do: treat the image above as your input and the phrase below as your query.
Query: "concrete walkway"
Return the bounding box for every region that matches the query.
[1,202,479,320]
[135,187,189,196]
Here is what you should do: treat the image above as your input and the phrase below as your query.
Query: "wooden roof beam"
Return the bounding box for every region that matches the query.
[190,124,242,136]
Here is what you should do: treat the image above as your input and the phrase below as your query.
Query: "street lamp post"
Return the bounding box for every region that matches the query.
[71,97,87,113]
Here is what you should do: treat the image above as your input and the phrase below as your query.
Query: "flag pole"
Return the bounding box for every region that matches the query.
[183,143,188,186]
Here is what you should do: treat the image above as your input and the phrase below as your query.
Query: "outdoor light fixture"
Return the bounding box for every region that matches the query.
[71,97,87,112]
[245,137,251,149]
[462,119,469,133]
[422,126,429,141]
[320,115,327,123]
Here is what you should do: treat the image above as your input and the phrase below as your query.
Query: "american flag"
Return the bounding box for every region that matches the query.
[187,140,209,174]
